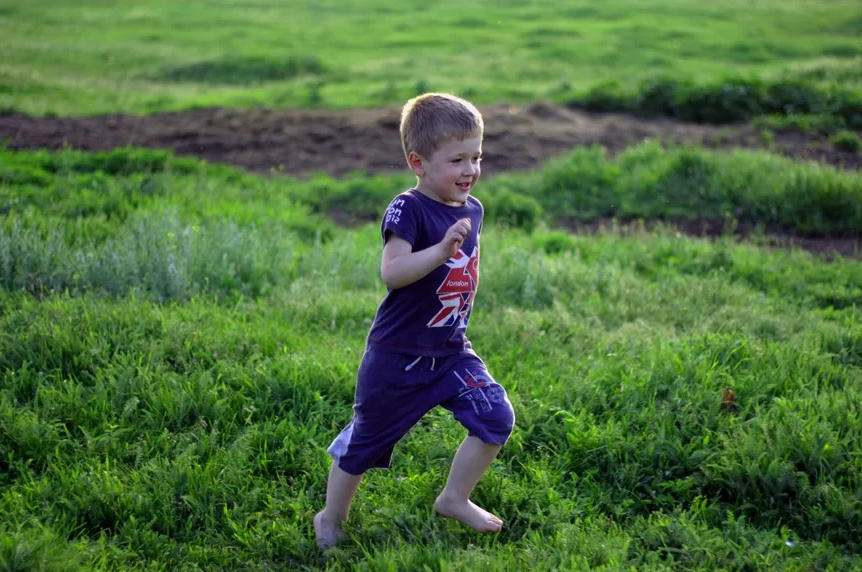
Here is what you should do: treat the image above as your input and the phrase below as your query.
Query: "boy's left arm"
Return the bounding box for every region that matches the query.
[381,218,472,290]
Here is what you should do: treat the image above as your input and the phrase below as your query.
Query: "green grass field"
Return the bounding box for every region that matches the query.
[1,0,861,116]
[2,147,862,570]
[3,0,862,569]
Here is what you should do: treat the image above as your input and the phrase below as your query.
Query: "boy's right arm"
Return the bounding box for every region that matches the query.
[381,218,472,290]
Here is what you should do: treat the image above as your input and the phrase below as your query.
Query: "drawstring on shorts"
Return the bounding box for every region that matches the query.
[404,356,436,371]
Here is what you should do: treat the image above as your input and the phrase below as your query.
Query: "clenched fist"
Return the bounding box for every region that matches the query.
[439,218,472,259]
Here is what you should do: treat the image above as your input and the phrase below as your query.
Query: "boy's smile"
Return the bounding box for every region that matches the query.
[410,136,482,206]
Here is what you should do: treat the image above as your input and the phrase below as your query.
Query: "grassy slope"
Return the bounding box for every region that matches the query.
[2,147,862,570]
[0,0,860,116]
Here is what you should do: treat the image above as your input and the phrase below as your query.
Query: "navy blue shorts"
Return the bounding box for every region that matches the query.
[327,348,516,475]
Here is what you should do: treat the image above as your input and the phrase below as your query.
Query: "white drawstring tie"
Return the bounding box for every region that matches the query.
[404,356,436,371]
[404,356,421,371]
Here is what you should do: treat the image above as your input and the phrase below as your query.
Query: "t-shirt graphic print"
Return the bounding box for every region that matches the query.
[427,245,480,329]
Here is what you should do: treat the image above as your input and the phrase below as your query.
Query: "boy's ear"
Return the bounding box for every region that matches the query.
[407,151,426,176]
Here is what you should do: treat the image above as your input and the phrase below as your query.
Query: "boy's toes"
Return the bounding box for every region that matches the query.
[477,506,502,526]
[435,497,504,534]
[314,511,343,551]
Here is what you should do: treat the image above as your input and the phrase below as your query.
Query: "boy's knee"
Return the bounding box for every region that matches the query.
[475,398,515,445]
[496,399,516,438]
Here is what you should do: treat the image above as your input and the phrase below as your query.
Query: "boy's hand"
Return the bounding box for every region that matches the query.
[440,218,472,259]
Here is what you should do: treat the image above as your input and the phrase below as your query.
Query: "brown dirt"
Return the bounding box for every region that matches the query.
[1,102,860,257]
[2,101,860,177]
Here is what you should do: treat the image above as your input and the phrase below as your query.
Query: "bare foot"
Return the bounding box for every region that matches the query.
[313,511,343,550]
[434,495,503,533]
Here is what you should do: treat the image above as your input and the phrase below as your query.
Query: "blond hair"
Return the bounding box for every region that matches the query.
[399,93,483,164]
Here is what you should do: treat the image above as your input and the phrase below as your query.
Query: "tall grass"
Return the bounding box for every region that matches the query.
[1,147,861,570]
[576,63,862,128]
[8,143,861,242]
[513,143,862,233]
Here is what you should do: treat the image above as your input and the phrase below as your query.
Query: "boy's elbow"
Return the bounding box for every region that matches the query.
[380,266,400,290]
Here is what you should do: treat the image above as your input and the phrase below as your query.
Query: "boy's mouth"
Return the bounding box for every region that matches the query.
[456,182,471,191]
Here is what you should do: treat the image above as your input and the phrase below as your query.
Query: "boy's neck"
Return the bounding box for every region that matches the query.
[414,182,467,207]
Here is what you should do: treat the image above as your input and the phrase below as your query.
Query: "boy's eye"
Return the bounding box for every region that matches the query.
[451,159,461,164]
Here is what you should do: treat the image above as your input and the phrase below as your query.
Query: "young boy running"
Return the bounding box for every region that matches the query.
[314,93,515,550]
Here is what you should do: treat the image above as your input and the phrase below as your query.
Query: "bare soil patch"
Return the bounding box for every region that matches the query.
[2,102,859,177]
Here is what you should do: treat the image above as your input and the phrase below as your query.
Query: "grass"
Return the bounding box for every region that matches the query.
[0,0,860,116]
[4,0,861,567]
[1,146,862,570]
[8,142,861,245]
[578,69,862,128]
[830,130,862,152]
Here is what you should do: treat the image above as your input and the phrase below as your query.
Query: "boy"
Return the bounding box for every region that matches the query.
[314,93,515,550]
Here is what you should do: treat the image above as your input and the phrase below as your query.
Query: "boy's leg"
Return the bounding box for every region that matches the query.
[315,349,439,549]
[437,355,515,533]
[434,436,503,532]
[314,461,363,550]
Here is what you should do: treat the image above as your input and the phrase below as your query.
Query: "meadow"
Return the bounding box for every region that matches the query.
[3,0,862,570]
[0,0,860,118]
[2,146,862,571]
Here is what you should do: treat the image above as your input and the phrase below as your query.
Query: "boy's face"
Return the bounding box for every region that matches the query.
[409,136,482,206]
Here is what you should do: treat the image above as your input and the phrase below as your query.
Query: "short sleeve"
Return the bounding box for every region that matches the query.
[473,196,484,235]
[381,193,421,247]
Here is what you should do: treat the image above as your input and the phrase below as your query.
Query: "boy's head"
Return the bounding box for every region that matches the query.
[400,93,484,206]
[400,93,484,165]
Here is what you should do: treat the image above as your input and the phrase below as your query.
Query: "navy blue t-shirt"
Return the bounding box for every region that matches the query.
[366,189,483,357]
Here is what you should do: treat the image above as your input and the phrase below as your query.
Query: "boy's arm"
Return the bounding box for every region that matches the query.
[380,236,448,290]
[381,218,472,290]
